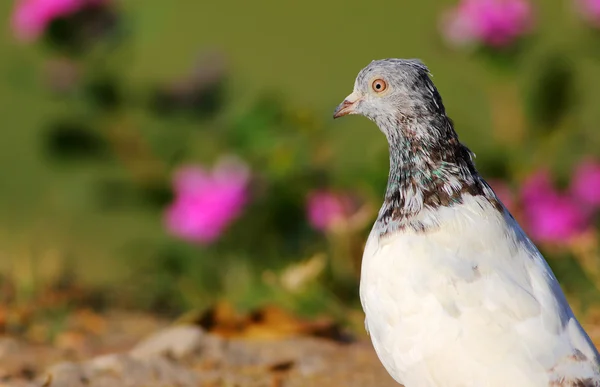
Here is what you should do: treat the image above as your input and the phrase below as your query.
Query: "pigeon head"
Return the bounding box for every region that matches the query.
[334,58,492,231]
[333,58,447,142]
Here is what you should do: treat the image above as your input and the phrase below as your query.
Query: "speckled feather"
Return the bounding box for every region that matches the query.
[334,58,600,387]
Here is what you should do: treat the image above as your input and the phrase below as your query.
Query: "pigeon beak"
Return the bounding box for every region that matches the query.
[333,92,361,119]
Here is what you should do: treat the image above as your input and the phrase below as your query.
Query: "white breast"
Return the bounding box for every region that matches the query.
[360,194,600,387]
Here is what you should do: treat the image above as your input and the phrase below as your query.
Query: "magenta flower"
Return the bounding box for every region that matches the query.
[306,190,352,232]
[575,0,600,28]
[164,157,250,244]
[571,159,600,208]
[520,170,589,244]
[523,195,588,244]
[11,0,105,41]
[520,169,554,204]
[441,0,534,48]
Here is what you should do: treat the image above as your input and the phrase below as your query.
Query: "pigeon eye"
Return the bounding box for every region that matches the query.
[372,79,387,93]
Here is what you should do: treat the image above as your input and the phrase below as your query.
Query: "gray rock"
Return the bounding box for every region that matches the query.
[42,353,199,387]
[129,324,224,362]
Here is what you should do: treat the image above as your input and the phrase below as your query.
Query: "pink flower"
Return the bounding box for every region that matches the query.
[524,195,588,243]
[575,0,600,28]
[571,159,600,208]
[164,157,250,244]
[11,0,105,41]
[520,170,589,244]
[520,169,554,204]
[442,0,534,48]
[306,190,352,232]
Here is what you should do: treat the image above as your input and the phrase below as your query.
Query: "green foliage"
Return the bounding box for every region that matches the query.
[525,55,576,132]
[1,0,600,320]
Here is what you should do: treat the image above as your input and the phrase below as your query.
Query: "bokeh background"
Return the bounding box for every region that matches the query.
[1,0,600,337]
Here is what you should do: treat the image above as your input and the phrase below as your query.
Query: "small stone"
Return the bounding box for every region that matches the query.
[129,325,219,361]
[88,353,160,386]
[87,353,132,373]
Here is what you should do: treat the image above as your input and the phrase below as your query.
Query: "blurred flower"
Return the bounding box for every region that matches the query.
[520,169,554,204]
[575,0,600,28]
[165,156,250,244]
[524,196,588,244]
[571,159,600,207]
[521,170,589,244]
[306,190,353,232]
[441,0,534,48]
[488,179,515,210]
[11,0,107,41]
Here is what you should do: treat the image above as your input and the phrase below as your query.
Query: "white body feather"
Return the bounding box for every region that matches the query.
[361,194,600,386]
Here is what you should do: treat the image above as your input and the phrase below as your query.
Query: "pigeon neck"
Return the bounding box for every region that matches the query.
[375,114,488,235]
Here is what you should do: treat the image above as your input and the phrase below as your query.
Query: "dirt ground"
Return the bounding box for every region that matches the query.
[0,307,398,387]
[4,304,600,387]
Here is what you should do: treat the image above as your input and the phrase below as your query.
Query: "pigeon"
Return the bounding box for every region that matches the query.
[333,58,600,387]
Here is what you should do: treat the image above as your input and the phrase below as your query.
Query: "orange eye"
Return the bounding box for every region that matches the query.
[372,79,387,93]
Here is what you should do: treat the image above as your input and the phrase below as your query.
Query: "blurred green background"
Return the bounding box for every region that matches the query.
[1,0,600,332]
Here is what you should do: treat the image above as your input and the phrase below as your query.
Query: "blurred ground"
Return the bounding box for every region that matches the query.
[0,306,400,387]
[0,303,598,387]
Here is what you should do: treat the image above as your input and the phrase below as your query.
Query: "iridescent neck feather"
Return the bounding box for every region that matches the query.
[373,87,498,236]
